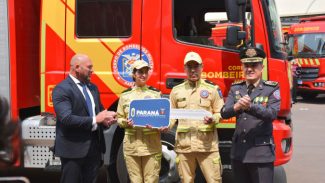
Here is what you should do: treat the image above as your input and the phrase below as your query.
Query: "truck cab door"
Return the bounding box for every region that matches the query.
[65,0,141,108]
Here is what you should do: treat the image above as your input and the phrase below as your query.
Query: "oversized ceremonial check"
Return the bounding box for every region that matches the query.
[129,98,212,128]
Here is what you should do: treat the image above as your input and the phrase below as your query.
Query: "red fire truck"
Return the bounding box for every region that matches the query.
[287,16,325,100]
[1,0,292,182]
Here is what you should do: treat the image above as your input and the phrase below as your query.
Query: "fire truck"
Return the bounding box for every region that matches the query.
[1,0,292,182]
[287,16,325,100]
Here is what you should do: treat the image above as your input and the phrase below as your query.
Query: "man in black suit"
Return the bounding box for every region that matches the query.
[221,47,281,183]
[52,54,116,183]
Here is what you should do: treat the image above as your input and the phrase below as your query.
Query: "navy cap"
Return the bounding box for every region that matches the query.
[240,47,266,63]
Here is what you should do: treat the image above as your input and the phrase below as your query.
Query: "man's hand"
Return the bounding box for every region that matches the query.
[203,116,214,124]
[96,110,117,127]
[158,126,169,133]
[234,95,251,111]
[126,119,134,127]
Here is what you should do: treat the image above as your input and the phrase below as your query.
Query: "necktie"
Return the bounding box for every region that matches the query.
[80,83,93,117]
[247,84,255,96]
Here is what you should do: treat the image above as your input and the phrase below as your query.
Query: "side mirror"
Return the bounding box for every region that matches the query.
[226,25,246,46]
[226,0,246,22]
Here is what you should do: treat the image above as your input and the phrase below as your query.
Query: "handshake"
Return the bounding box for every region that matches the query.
[96,110,117,127]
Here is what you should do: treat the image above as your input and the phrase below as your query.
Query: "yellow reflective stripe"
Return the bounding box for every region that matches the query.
[216,123,236,128]
[143,131,158,135]
[198,124,214,132]
[299,59,304,65]
[309,59,314,65]
[125,128,136,132]
[315,59,320,65]
[155,153,162,161]
[125,128,136,135]
[143,128,153,132]
[304,59,309,65]
[213,156,220,164]
[176,157,180,164]
[177,126,190,132]
[125,131,135,135]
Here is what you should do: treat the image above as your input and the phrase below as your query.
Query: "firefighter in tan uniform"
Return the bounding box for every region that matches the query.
[170,52,224,183]
[117,60,167,183]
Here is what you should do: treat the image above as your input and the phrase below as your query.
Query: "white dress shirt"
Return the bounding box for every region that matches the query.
[69,74,97,131]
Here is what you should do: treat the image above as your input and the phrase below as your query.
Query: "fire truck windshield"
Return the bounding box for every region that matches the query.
[288,33,325,58]
[265,0,284,52]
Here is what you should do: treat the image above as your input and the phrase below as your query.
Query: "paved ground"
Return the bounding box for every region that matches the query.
[284,94,325,183]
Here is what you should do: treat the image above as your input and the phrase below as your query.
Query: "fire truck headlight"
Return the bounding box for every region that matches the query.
[281,138,291,154]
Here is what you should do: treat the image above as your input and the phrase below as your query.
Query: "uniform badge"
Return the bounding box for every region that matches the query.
[200,90,209,98]
[235,91,241,100]
[246,48,257,57]
[273,89,280,100]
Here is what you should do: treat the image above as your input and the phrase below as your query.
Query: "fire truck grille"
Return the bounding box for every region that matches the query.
[22,116,60,168]
[297,67,319,80]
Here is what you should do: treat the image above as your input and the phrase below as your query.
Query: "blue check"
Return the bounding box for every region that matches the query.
[129,98,170,128]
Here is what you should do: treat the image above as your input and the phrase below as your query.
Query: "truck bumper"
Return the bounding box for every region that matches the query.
[273,119,292,166]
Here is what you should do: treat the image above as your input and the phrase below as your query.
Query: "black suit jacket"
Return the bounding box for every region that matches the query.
[221,80,280,163]
[52,76,106,158]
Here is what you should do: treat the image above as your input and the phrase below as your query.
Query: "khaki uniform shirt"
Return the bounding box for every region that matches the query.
[117,86,162,156]
[170,79,224,153]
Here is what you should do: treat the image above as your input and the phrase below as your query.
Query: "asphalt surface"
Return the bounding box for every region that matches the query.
[284,94,325,183]
[1,95,325,183]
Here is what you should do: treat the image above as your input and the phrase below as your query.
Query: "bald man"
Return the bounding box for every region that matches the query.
[52,54,117,183]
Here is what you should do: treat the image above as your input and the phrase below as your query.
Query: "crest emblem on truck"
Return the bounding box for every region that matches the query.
[112,44,154,87]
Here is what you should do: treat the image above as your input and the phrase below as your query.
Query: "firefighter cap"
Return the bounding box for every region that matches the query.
[184,51,202,65]
[131,59,150,71]
[240,47,266,63]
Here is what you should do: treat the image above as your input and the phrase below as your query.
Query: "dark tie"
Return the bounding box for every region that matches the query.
[79,83,93,117]
[247,84,255,96]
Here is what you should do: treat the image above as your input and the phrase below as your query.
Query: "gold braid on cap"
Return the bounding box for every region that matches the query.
[241,57,263,63]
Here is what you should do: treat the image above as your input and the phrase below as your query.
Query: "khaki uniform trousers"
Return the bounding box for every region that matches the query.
[124,153,162,183]
[176,151,222,183]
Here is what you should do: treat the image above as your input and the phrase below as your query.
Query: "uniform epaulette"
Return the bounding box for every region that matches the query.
[232,80,245,86]
[122,88,132,93]
[204,79,215,86]
[263,80,278,87]
[148,86,160,92]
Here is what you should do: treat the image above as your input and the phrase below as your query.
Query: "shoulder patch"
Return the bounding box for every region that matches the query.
[148,86,160,92]
[122,88,132,93]
[263,80,278,87]
[232,80,245,86]
[204,79,215,86]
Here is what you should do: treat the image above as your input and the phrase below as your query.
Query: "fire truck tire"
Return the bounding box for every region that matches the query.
[273,166,287,183]
[300,93,317,100]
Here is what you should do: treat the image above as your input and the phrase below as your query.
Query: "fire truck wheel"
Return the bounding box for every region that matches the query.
[300,93,317,100]
[273,166,287,183]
